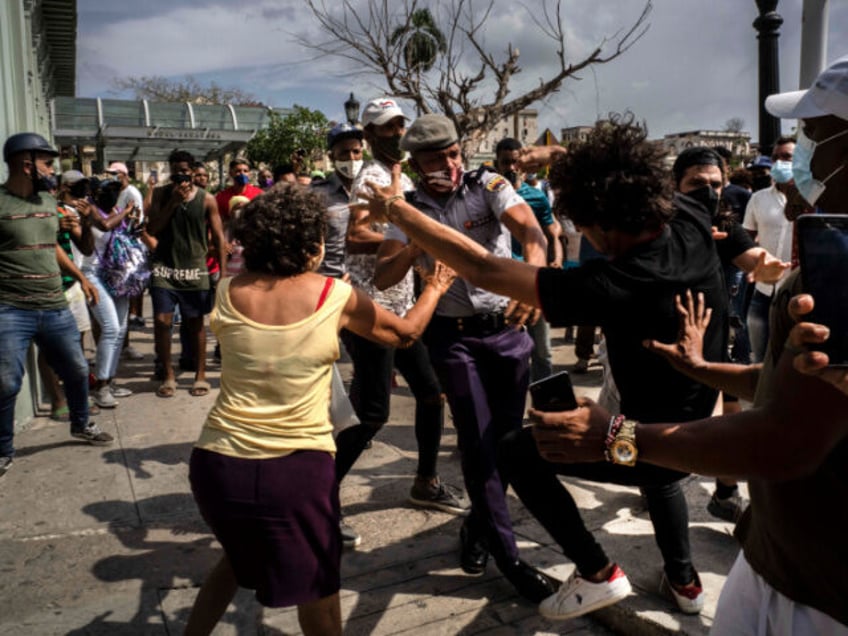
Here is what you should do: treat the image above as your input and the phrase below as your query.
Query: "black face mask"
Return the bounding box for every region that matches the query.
[35,174,57,193]
[371,135,404,163]
[752,175,773,191]
[503,170,520,188]
[686,185,720,218]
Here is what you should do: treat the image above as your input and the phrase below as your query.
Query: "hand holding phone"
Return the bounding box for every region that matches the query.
[529,371,578,412]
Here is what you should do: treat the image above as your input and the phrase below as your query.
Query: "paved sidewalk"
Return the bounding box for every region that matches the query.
[0,323,742,635]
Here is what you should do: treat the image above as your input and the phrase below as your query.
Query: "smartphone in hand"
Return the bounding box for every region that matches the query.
[149,169,158,184]
[529,371,578,412]
[797,214,848,367]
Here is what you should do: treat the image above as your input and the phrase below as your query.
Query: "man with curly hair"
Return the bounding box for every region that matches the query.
[362,115,727,619]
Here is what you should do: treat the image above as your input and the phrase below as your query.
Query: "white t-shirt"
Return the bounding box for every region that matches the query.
[742,185,791,295]
[117,185,144,223]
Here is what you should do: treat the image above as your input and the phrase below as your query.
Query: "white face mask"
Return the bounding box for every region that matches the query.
[335,159,363,180]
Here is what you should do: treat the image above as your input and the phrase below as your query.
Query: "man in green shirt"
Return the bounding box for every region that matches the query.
[0,133,114,477]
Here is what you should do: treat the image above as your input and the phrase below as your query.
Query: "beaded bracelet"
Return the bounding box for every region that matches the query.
[604,414,626,462]
[384,194,404,219]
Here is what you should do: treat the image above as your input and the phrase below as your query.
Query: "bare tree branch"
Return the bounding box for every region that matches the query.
[300,0,652,158]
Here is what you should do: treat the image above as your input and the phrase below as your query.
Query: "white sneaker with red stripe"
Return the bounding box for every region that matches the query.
[539,563,632,620]
[660,571,705,614]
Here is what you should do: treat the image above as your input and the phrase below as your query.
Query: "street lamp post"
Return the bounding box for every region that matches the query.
[344,93,360,126]
[753,0,783,156]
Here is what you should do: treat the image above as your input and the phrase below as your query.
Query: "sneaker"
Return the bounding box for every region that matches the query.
[660,571,705,614]
[71,423,114,446]
[93,385,118,408]
[109,382,133,398]
[409,477,469,515]
[340,519,361,549]
[122,345,144,361]
[128,315,145,329]
[539,564,632,620]
[573,358,590,374]
[0,456,12,477]
[707,491,748,523]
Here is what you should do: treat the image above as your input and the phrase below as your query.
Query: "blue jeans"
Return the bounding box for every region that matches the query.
[0,304,90,457]
[747,289,773,364]
[84,268,129,381]
[724,265,751,364]
[527,318,553,382]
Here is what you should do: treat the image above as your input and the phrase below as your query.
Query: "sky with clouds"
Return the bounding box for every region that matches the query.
[76,0,847,142]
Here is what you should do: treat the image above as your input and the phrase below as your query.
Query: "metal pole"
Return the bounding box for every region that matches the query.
[800,0,829,87]
[753,0,783,156]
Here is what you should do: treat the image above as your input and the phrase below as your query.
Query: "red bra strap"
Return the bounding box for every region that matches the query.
[315,277,335,312]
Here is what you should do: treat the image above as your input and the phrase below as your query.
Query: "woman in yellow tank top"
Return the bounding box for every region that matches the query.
[184,184,454,636]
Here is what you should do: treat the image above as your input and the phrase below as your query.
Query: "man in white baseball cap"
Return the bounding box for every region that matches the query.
[764,54,847,209]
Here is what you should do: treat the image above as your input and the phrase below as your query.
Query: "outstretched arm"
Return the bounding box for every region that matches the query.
[341,262,455,347]
[643,290,761,401]
[362,165,541,308]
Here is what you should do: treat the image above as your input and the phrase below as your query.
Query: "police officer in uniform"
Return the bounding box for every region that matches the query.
[375,115,557,602]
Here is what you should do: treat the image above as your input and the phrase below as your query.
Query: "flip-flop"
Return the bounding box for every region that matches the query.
[51,401,101,420]
[156,379,177,398]
[189,380,211,397]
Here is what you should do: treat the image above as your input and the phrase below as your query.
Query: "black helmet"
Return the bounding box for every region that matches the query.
[3,132,59,162]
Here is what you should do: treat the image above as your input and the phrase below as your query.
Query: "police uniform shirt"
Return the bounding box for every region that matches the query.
[385,169,524,317]
[311,172,351,278]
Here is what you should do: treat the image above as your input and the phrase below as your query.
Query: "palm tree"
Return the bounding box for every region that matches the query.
[391,8,447,84]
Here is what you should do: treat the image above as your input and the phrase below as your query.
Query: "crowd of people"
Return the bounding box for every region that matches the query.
[1,54,846,636]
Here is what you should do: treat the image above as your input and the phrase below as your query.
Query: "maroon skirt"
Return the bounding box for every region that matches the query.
[190,447,340,607]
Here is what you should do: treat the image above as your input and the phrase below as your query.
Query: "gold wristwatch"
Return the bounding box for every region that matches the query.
[608,419,638,466]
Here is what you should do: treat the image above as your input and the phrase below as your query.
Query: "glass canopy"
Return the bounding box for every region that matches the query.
[51,96,290,163]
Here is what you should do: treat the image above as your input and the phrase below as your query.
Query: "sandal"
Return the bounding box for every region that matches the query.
[156,379,177,398]
[50,405,70,422]
[50,402,100,420]
[189,380,211,397]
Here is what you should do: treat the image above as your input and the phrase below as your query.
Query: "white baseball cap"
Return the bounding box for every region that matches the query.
[765,54,848,121]
[107,161,129,176]
[361,97,408,128]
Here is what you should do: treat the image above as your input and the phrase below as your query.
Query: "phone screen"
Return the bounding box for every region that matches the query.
[150,169,158,184]
[529,371,578,412]
[798,214,848,367]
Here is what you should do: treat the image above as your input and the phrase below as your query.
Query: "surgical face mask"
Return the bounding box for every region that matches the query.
[793,125,848,206]
[334,159,363,180]
[686,185,720,218]
[372,135,404,163]
[771,160,794,184]
[234,173,250,186]
[423,164,463,193]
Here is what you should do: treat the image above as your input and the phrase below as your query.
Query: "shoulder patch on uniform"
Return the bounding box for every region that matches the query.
[485,175,508,192]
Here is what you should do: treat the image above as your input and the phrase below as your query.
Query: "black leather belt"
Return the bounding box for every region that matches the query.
[431,312,507,337]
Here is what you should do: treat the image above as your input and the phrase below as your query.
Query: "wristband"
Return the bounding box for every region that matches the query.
[384,194,404,219]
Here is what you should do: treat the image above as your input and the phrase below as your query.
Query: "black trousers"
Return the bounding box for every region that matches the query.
[499,426,696,585]
[335,330,443,481]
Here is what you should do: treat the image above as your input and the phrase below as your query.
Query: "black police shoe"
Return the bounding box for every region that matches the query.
[459,524,489,575]
[501,559,560,603]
